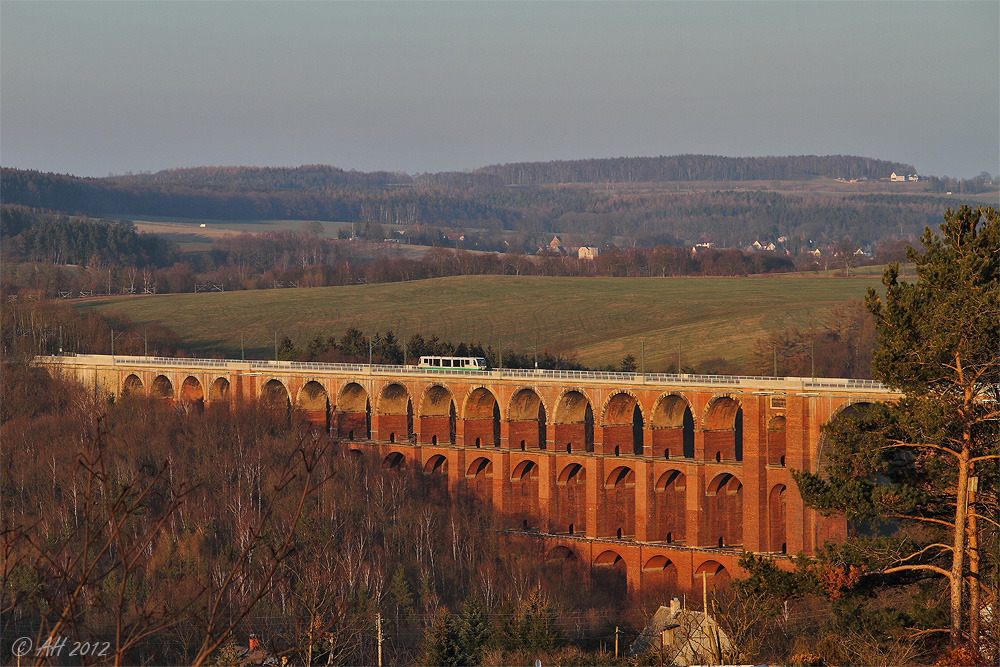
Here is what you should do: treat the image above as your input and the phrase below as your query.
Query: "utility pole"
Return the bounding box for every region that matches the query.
[641,340,645,375]
[144,327,148,357]
[811,340,815,378]
[677,342,681,375]
[773,343,778,377]
[241,332,245,361]
[369,334,373,367]
[274,332,278,361]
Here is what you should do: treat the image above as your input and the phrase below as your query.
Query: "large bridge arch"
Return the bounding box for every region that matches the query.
[554,463,587,535]
[593,549,628,597]
[554,389,594,453]
[462,386,500,448]
[209,377,230,403]
[376,382,412,443]
[150,375,174,401]
[602,466,636,538]
[704,395,743,462]
[122,373,144,397]
[260,378,291,412]
[418,384,456,445]
[814,401,875,544]
[706,473,743,548]
[297,380,330,428]
[510,459,540,529]
[180,376,204,410]
[466,456,494,501]
[653,470,687,543]
[382,451,406,470]
[601,391,645,456]
[650,393,695,459]
[642,555,679,593]
[508,387,547,450]
[422,453,449,498]
[336,382,370,439]
[694,560,731,592]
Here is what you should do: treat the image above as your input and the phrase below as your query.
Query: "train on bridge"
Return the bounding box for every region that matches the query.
[37,353,896,595]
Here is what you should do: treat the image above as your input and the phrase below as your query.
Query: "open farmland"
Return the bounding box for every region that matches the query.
[76,274,882,371]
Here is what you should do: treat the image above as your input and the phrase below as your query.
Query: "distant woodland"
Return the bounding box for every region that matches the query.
[2,156,992,250]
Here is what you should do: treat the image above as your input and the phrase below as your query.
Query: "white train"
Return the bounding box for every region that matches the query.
[417,356,488,370]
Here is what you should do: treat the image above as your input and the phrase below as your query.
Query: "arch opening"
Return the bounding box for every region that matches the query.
[769,484,787,553]
[209,377,230,403]
[383,452,405,470]
[297,380,330,428]
[122,374,144,397]
[150,375,174,400]
[593,550,627,598]
[377,383,411,442]
[651,394,694,459]
[509,459,540,530]
[509,388,546,450]
[556,463,585,537]
[602,466,636,539]
[642,555,679,594]
[466,457,494,500]
[463,387,500,447]
[706,473,743,548]
[602,392,644,456]
[261,379,291,417]
[337,382,370,439]
[695,560,731,592]
[705,397,743,462]
[653,470,687,543]
[419,384,455,445]
[555,390,594,452]
[179,376,203,410]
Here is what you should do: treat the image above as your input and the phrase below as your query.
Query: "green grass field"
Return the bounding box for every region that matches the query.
[76,274,884,371]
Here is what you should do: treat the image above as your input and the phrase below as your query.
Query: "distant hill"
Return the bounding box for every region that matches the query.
[106,164,412,191]
[1,155,985,250]
[421,154,916,187]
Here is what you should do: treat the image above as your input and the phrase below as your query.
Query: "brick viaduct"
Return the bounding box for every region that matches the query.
[39,354,896,596]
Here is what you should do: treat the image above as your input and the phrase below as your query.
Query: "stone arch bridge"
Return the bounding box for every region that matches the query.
[38,354,896,595]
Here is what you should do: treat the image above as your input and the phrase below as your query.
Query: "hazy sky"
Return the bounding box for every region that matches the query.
[2,1,997,179]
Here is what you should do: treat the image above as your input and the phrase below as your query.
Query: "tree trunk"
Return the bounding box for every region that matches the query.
[950,451,970,645]
[967,488,979,651]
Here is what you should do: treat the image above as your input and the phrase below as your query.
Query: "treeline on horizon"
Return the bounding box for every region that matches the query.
[2,157,992,247]
[423,154,914,187]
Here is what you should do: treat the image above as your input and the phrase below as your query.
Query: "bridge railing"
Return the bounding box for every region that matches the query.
[46,354,890,391]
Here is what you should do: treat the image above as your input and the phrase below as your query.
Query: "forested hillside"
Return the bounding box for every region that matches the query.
[427,154,914,187]
[0,167,972,248]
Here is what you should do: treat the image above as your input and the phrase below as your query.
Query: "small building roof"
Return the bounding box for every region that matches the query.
[628,599,733,666]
